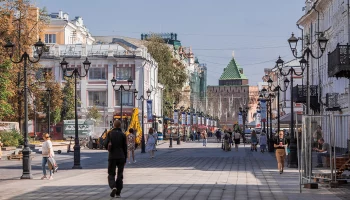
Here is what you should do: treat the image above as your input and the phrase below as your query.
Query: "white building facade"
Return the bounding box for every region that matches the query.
[38,43,162,132]
[297,0,350,114]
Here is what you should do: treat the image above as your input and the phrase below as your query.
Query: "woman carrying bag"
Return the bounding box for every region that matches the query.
[274,130,289,174]
[41,133,55,180]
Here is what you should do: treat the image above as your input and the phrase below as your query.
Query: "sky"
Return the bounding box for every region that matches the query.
[35,0,305,86]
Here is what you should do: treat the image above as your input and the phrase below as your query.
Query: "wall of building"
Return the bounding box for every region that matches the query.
[38,44,161,129]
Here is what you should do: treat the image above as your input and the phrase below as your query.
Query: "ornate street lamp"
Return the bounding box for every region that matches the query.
[134,88,152,153]
[267,76,289,144]
[275,57,307,168]
[46,88,52,136]
[60,57,91,169]
[287,31,328,115]
[110,76,133,131]
[4,38,45,179]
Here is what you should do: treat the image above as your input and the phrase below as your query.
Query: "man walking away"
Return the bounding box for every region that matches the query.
[104,120,127,198]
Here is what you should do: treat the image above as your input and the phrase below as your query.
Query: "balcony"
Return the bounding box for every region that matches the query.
[292,84,320,112]
[328,44,350,78]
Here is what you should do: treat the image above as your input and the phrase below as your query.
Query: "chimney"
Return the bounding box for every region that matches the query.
[59,10,63,19]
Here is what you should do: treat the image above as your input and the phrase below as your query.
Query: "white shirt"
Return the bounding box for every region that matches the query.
[42,140,54,157]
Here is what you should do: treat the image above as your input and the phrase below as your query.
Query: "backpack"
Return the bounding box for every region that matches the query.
[224,134,229,140]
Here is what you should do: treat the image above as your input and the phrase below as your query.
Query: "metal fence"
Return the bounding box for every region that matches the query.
[300,114,350,190]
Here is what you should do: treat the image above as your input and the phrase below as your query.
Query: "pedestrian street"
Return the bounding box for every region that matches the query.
[0,139,343,200]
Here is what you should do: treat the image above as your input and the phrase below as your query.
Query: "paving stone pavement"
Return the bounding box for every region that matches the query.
[0,139,345,200]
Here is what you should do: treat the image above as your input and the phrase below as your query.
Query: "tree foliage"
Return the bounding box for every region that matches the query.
[0,61,15,120]
[61,77,75,120]
[145,36,188,117]
[0,1,49,127]
[86,105,102,122]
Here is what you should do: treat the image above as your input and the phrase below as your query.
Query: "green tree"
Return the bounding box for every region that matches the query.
[145,36,187,117]
[86,105,102,122]
[61,77,75,120]
[0,61,15,120]
[0,1,49,129]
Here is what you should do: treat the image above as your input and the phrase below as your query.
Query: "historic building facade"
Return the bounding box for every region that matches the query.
[298,0,349,114]
[207,53,249,127]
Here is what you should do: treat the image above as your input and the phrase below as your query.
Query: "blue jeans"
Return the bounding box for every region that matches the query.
[317,152,329,165]
[42,157,52,176]
[203,139,207,146]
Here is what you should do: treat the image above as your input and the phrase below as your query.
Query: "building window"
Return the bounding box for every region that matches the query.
[116,67,132,80]
[88,91,107,106]
[89,68,106,80]
[35,68,52,80]
[115,91,134,106]
[45,34,56,44]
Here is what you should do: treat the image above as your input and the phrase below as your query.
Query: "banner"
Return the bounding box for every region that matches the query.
[173,110,179,125]
[187,113,191,125]
[147,100,153,122]
[201,117,205,125]
[238,113,243,126]
[214,120,217,127]
[198,116,201,125]
[181,112,186,125]
[260,100,267,122]
[206,118,209,126]
[255,111,261,128]
[193,114,197,125]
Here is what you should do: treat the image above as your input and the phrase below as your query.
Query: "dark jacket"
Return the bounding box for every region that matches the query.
[104,128,127,162]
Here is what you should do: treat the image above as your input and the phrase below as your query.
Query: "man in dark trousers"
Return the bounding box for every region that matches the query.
[104,120,127,198]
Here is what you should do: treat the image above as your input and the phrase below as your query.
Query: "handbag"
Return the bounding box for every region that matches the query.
[285,145,290,155]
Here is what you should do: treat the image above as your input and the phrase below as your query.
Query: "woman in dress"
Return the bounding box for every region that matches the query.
[251,130,258,152]
[274,130,288,174]
[127,128,136,164]
[146,128,157,158]
[41,133,54,180]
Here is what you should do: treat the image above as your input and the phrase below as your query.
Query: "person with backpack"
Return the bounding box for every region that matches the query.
[104,120,127,198]
[146,128,157,158]
[224,130,231,151]
[233,131,241,151]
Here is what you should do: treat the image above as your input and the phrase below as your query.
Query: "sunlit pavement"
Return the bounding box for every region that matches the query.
[0,138,343,200]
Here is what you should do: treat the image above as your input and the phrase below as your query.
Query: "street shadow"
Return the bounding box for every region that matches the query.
[6,183,339,200]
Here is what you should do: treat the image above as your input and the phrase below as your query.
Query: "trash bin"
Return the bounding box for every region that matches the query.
[157,132,163,140]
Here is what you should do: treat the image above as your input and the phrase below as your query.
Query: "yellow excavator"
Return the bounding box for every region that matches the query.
[97,108,142,149]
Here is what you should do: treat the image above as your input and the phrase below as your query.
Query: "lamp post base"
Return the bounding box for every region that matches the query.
[141,139,146,153]
[72,144,82,169]
[20,147,33,179]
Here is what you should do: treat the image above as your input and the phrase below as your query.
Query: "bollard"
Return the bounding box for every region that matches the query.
[169,137,173,148]
[177,137,181,145]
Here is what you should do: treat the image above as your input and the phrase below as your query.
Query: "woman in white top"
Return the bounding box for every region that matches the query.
[41,133,54,180]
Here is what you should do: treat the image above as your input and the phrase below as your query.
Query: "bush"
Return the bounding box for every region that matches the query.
[0,130,22,147]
